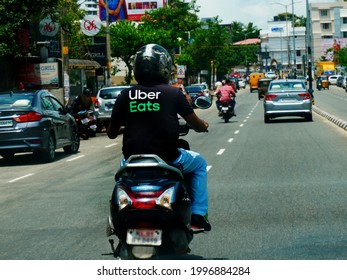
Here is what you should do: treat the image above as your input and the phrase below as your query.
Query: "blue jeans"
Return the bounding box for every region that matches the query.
[172,148,208,216]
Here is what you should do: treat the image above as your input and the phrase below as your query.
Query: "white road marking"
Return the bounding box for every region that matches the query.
[8,173,34,183]
[105,143,117,148]
[228,138,234,143]
[207,165,212,172]
[66,155,85,162]
[234,130,240,134]
[240,124,244,127]
[217,149,225,155]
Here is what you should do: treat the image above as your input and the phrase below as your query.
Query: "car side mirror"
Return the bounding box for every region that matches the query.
[194,95,212,109]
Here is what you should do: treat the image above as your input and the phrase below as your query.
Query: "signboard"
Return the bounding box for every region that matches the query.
[39,16,59,37]
[17,63,59,88]
[177,65,185,78]
[99,0,166,22]
[81,15,101,36]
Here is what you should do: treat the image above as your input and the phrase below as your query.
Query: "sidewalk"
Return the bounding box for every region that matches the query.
[313,105,347,131]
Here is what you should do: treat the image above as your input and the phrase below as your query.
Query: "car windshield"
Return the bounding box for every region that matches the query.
[269,82,305,91]
[185,86,202,93]
[0,92,34,109]
[99,87,128,99]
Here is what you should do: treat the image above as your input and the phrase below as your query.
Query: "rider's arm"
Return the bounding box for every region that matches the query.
[107,122,121,139]
[183,112,209,133]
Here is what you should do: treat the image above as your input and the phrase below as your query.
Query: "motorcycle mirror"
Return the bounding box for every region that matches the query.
[194,96,212,109]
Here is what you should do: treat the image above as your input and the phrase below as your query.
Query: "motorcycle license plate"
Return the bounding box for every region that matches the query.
[81,118,89,124]
[126,229,162,246]
[222,107,229,112]
[89,124,97,130]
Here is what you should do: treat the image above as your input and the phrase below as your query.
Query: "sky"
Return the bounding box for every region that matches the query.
[195,0,336,31]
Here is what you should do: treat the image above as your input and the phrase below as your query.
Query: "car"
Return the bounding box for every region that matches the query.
[94,85,131,131]
[265,71,277,79]
[185,85,204,105]
[336,75,344,87]
[238,78,246,89]
[263,79,313,123]
[191,83,211,99]
[328,75,341,85]
[0,90,80,162]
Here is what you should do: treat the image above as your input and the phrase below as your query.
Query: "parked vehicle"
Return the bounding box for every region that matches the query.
[264,79,313,123]
[328,75,341,85]
[257,78,272,100]
[316,75,329,90]
[0,90,80,162]
[191,83,211,99]
[185,85,204,107]
[336,75,344,87]
[94,86,131,132]
[106,96,212,260]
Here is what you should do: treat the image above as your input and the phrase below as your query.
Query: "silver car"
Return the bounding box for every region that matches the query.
[263,79,313,123]
[94,85,131,131]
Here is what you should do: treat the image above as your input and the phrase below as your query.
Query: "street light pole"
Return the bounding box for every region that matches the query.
[105,0,112,86]
[292,0,297,78]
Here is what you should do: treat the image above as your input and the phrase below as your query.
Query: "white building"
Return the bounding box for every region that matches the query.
[77,0,99,16]
[260,19,306,76]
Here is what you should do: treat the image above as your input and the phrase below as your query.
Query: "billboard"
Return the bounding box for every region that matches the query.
[99,0,166,22]
[17,63,59,88]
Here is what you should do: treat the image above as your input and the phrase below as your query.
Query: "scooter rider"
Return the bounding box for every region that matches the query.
[215,78,236,116]
[71,88,94,114]
[107,44,211,232]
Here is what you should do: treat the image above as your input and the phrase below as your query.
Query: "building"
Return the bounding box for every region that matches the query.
[308,0,347,68]
[260,18,306,77]
[77,0,99,16]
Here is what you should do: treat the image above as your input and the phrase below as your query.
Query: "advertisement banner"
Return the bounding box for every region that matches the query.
[17,63,59,88]
[99,0,166,22]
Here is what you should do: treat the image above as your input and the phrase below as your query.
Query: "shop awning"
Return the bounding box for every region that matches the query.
[68,59,101,69]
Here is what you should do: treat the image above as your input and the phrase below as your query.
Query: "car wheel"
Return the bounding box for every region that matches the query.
[0,151,15,159]
[40,133,55,162]
[305,113,313,122]
[64,128,80,154]
[264,114,270,123]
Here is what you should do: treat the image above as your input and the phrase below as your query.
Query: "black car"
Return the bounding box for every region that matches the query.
[185,85,204,106]
[0,90,80,162]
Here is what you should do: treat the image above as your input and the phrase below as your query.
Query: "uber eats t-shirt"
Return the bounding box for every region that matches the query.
[111,83,194,162]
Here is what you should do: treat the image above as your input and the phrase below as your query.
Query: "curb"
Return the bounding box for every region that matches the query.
[313,105,347,131]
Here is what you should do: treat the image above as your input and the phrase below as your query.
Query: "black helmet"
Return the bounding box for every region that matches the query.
[83,88,91,96]
[133,44,172,84]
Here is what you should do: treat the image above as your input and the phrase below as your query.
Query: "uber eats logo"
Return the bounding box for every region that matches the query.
[128,90,161,112]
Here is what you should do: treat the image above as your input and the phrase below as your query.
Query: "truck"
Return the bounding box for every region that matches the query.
[315,61,336,78]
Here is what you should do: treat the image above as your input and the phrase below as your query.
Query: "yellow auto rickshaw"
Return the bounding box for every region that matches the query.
[257,78,272,100]
[316,75,329,90]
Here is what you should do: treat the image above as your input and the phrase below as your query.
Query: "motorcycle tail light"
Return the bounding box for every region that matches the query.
[117,187,132,210]
[156,187,175,210]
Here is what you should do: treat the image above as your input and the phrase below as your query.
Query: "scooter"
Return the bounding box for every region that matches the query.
[106,96,211,259]
[218,99,235,123]
[74,109,97,140]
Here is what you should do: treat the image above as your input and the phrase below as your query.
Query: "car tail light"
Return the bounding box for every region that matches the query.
[265,94,278,101]
[199,91,204,95]
[13,112,42,122]
[298,93,311,100]
[94,98,99,109]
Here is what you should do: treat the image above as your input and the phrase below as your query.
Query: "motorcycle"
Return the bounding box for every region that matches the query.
[73,109,97,140]
[218,98,235,123]
[106,95,211,259]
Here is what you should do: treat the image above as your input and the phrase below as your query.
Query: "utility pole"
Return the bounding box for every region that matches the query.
[105,0,111,86]
[292,0,297,78]
[306,0,313,98]
[61,7,70,105]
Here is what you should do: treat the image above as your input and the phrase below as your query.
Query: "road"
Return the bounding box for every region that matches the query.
[1,84,347,260]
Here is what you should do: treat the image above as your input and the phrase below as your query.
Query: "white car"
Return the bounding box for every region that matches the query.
[265,71,277,79]
[238,79,246,89]
[328,75,341,85]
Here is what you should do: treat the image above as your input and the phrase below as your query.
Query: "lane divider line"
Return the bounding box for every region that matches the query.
[105,143,118,148]
[8,173,34,183]
[66,155,85,162]
[217,149,225,155]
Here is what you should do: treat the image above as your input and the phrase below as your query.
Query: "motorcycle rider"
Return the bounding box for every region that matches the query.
[215,78,236,116]
[71,88,94,114]
[107,44,211,232]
